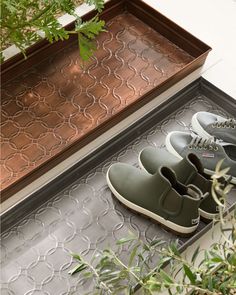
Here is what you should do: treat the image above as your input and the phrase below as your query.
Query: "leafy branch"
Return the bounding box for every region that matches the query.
[0,0,105,62]
[69,160,236,294]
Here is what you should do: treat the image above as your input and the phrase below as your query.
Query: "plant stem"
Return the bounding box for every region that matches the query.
[79,256,113,294]
[110,249,143,285]
[163,283,220,295]
[28,4,54,25]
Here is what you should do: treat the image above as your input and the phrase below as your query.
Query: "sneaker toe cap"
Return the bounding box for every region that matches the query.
[169,132,192,152]
[196,111,218,128]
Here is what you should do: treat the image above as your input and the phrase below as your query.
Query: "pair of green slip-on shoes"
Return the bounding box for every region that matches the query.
[107,151,209,236]
[106,111,235,236]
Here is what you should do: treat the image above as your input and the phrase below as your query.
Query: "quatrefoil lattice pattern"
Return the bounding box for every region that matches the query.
[1,13,193,193]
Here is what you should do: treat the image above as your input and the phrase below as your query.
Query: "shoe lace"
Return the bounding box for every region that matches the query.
[188,136,219,151]
[213,118,236,129]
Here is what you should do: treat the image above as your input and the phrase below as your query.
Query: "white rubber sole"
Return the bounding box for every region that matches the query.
[106,166,199,235]
[191,112,226,140]
[165,131,236,185]
[199,208,218,220]
[165,131,184,160]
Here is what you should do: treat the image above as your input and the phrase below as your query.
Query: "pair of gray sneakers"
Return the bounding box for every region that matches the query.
[106,112,235,236]
[166,112,236,184]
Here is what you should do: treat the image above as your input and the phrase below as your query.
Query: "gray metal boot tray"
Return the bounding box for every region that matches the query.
[1,78,235,295]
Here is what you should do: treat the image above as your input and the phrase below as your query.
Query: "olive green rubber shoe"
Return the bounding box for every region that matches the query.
[165,131,236,184]
[106,163,205,235]
[139,147,219,221]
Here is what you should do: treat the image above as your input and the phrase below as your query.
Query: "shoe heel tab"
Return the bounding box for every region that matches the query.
[187,184,209,201]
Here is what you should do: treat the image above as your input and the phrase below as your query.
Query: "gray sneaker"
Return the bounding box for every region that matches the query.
[139,147,220,221]
[165,131,236,184]
[192,112,236,144]
[107,163,206,235]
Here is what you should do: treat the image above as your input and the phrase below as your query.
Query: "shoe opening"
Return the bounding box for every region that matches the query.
[224,145,236,161]
[188,153,204,174]
[161,167,187,195]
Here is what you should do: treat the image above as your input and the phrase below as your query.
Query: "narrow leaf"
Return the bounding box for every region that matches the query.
[72,253,82,261]
[191,245,200,264]
[128,244,139,267]
[68,263,87,275]
[183,264,196,284]
[116,236,136,245]
[159,269,174,284]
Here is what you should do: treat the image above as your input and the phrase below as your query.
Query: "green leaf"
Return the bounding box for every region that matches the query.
[210,257,223,263]
[3,1,18,13]
[223,184,233,195]
[146,277,162,292]
[76,17,105,61]
[143,243,150,251]
[57,0,75,14]
[228,253,236,265]
[209,251,223,262]
[208,276,214,291]
[72,253,82,261]
[1,0,105,64]
[83,271,93,278]
[128,244,139,267]
[75,16,105,39]
[0,52,5,63]
[68,263,87,275]
[116,235,137,245]
[159,269,174,284]
[169,242,180,256]
[191,245,200,264]
[176,285,183,293]
[183,264,196,284]
[150,239,165,247]
[157,256,172,269]
[85,0,104,12]
[215,158,225,173]
[78,33,96,61]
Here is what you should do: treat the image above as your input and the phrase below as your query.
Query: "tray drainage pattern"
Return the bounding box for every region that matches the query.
[1,95,235,295]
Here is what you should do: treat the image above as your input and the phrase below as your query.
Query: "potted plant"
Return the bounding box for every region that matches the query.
[0,0,106,63]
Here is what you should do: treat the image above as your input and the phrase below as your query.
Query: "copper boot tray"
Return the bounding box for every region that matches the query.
[1,0,211,200]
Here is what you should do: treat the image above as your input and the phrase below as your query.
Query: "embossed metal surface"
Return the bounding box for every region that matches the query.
[0,12,194,197]
[1,95,235,295]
